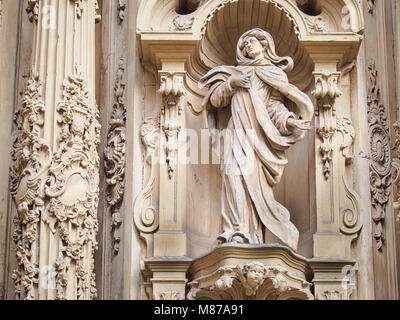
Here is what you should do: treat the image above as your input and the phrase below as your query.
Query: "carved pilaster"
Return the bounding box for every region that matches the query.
[10,70,50,300]
[312,71,342,179]
[105,59,126,255]
[10,0,99,300]
[367,61,392,251]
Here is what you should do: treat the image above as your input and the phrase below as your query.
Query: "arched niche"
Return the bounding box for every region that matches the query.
[136,0,364,259]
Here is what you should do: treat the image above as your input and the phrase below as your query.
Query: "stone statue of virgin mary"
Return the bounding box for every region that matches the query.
[199,28,314,251]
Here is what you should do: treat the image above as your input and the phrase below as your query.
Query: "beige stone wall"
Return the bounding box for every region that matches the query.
[0,0,399,300]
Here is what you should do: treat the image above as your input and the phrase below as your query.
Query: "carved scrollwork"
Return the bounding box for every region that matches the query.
[105,59,126,255]
[134,118,160,240]
[10,70,51,300]
[188,262,313,300]
[43,65,100,300]
[312,72,342,179]
[367,61,391,251]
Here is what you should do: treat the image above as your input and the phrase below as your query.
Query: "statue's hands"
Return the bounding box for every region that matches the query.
[228,75,251,90]
[287,118,312,131]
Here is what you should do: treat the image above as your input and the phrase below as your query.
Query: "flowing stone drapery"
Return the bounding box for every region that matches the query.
[10,0,100,300]
[199,29,314,251]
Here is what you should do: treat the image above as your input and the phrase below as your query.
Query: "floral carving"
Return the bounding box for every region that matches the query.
[43,65,100,299]
[105,59,126,255]
[367,61,391,251]
[10,70,51,300]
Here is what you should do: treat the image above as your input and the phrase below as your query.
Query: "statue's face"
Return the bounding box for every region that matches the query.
[246,266,264,288]
[244,36,264,59]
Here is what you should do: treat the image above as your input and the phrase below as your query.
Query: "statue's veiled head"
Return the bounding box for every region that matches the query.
[237,28,294,72]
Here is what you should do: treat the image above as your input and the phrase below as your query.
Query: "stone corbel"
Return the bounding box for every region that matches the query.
[312,71,342,179]
[158,71,185,180]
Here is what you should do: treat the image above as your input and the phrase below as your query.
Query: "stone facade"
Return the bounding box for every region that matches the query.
[0,0,399,300]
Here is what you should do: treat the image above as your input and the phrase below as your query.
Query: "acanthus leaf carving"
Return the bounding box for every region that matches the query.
[312,72,342,179]
[158,71,184,179]
[105,59,126,255]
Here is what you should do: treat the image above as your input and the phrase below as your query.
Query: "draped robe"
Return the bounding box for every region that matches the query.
[199,62,313,251]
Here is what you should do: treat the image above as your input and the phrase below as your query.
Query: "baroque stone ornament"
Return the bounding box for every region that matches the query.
[199,28,314,251]
[43,65,100,300]
[305,15,329,33]
[118,0,126,23]
[10,70,51,300]
[392,120,400,222]
[159,71,184,179]
[367,0,376,14]
[158,291,183,300]
[312,72,342,179]
[26,0,39,23]
[171,15,195,31]
[105,59,126,255]
[134,117,160,257]
[188,262,313,300]
[367,61,391,251]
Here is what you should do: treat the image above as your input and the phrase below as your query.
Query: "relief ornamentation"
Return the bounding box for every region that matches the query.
[367,61,391,251]
[134,117,160,257]
[118,0,126,22]
[305,15,329,33]
[188,262,313,300]
[26,0,40,23]
[367,0,376,14]
[158,291,183,300]
[105,59,126,255]
[10,70,51,300]
[171,16,195,31]
[43,65,100,299]
[159,72,184,179]
[312,72,342,179]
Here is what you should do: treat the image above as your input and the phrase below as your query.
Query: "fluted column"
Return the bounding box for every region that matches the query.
[10,0,100,300]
